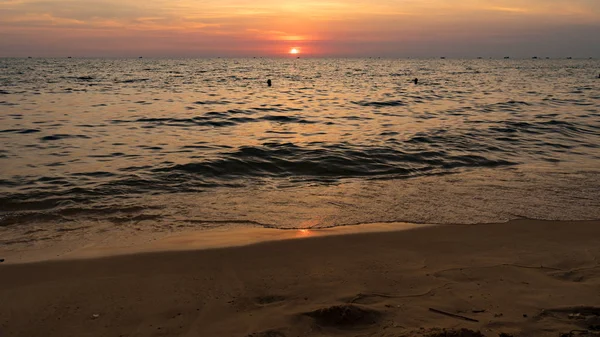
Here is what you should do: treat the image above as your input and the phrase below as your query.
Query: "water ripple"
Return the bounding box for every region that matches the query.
[1,57,599,229]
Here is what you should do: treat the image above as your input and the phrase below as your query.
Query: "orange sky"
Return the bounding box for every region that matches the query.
[1,0,599,57]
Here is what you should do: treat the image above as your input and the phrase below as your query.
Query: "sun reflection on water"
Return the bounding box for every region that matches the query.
[297,229,313,237]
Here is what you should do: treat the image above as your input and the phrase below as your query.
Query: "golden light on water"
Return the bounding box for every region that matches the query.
[297,229,312,237]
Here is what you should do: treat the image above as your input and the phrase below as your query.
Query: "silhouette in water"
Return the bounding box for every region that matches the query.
[413,78,418,85]
[267,79,272,87]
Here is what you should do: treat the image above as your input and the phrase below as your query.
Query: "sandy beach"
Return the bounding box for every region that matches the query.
[1,220,600,337]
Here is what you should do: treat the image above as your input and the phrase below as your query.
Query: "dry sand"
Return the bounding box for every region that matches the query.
[1,220,600,337]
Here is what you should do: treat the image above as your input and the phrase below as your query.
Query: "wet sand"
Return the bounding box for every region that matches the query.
[1,220,600,337]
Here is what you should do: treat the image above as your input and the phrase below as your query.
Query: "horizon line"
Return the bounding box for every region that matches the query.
[1,56,597,59]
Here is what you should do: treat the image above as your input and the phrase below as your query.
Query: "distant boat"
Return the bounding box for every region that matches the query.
[504,56,510,59]
[139,56,143,59]
[68,56,72,59]
[532,56,538,59]
[27,56,32,59]
[440,57,446,59]
[567,57,572,59]
[477,57,483,59]
[546,57,550,59]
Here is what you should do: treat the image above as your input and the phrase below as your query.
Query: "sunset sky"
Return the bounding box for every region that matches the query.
[1,0,599,57]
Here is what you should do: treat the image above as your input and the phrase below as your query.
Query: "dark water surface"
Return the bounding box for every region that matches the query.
[1,58,599,246]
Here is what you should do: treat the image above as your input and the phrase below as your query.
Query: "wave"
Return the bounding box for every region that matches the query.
[110,113,317,127]
[118,78,149,83]
[193,100,231,105]
[0,142,516,214]
[40,134,91,141]
[488,119,591,138]
[259,115,315,124]
[352,100,406,107]
[0,204,161,227]
[154,142,515,179]
[0,129,40,134]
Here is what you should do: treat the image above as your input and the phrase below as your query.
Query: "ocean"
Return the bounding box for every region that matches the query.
[1,58,599,248]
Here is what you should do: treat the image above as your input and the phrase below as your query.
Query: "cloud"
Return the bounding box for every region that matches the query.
[487,6,528,13]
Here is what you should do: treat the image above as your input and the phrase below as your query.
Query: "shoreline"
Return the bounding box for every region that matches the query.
[0,221,431,264]
[2,219,600,336]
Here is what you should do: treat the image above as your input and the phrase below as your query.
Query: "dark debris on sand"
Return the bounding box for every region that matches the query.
[559,331,600,337]
[541,306,600,336]
[498,333,515,337]
[246,329,286,337]
[422,328,485,337]
[303,304,381,327]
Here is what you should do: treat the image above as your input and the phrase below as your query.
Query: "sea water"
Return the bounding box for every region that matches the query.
[1,58,599,248]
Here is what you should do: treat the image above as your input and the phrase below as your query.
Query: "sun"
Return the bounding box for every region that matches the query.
[290,48,299,55]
